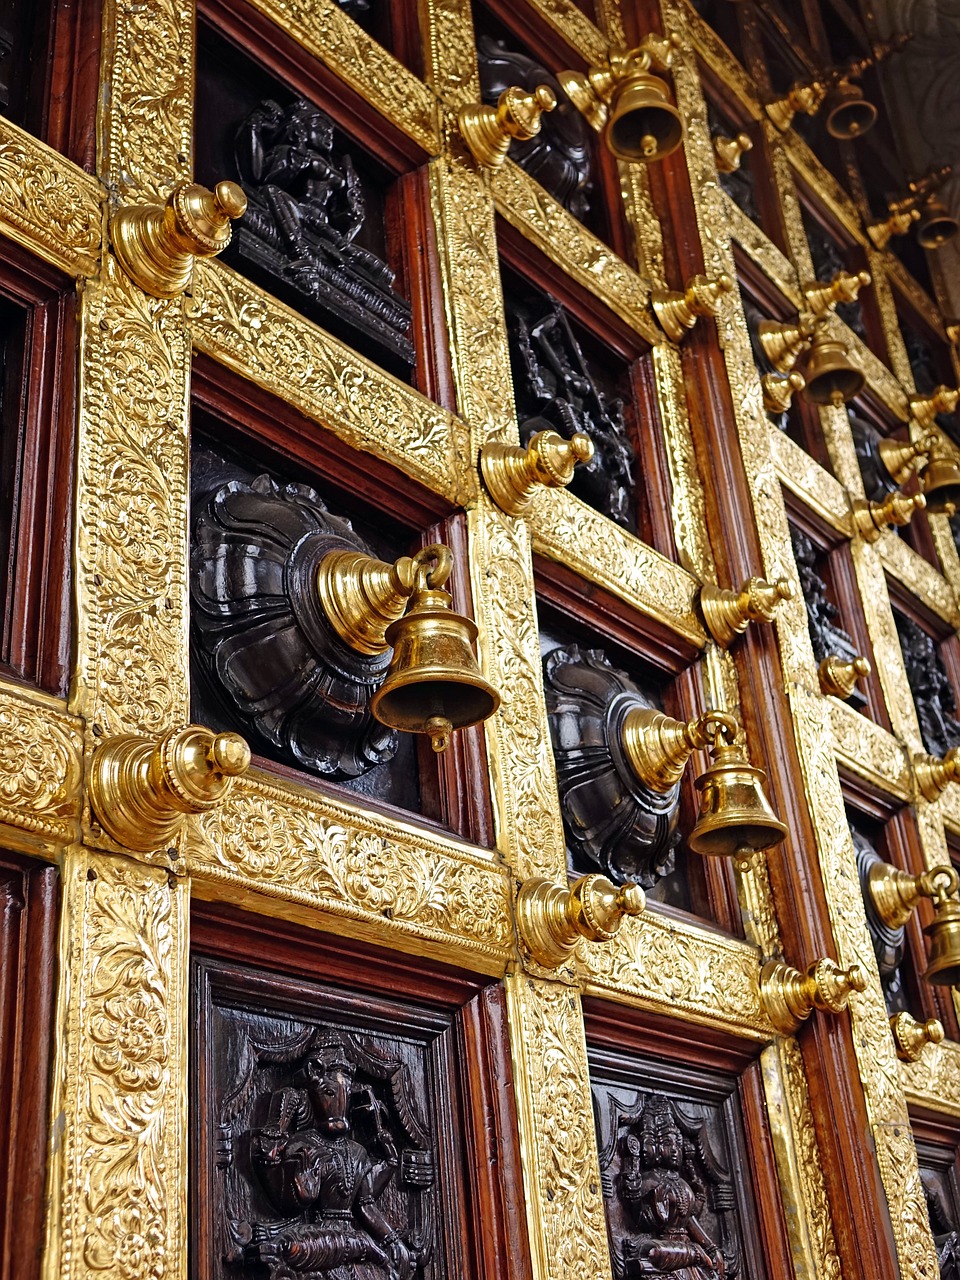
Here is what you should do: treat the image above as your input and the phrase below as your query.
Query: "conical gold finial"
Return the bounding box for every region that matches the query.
[111,179,248,297]
[713,131,752,173]
[757,316,816,373]
[867,206,921,250]
[766,80,827,132]
[620,707,738,792]
[457,84,557,170]
[651,273,733,342]
[700,576,794,648]
[762,371,805,415]
[890,1012,944,1062]
[877,433,938,486]
[89,724,251,851]
[802,270,871,318]
[915,747,960,801]
[760,957,866,1034]
[867,860,958,928]
[909,385,960,428]
[516,872,645,968]
[850,491,925,543]
[480,429,594,515]
[818,655,870,699]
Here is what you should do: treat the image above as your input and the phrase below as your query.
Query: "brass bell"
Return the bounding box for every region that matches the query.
[687,721,787,860]
[801,330,864,406]
[923,896,960,987]
[919,444,960,515]
[605,70,683,162]
[917,196,959,250]
[369,553,500,754]
[824,79,877,140]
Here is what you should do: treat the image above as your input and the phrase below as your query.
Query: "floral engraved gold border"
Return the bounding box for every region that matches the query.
[187,771,514,971]
[782,132,865,247]
[524,0,608,62]
[652,343,713,578]
[578,911,774,1038]
[768,427,849,533]
[44,849,188,1280]
[833,316,909,420]
[244,0,438,153]
[682,0,760,116]
[903,1038,960,1116]
[828,698,912,799]
[423,0,480,104]
[0,682,83,852]
[886,255,946,336]
[189,261,473,506]
[880,533,960,628]
[724,194,800,306]
[0,120,101,276]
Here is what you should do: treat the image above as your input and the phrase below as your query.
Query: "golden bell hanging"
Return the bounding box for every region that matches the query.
[802,331,864,406]
[687,725,787,860]
[605,70,683,162]
[919,444,960,515]
[824,79,877,139]
[369,563,500,754]
[917,196,959,249]
[923,896,960,987]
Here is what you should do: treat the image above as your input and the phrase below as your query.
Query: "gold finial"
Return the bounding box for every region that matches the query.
[620,708,738,792]
[760,957,866,1034]
[878,433,938,485]
[457,84,557,170]
[700,576,794,648]
[867,860,959,928]
[946,321,960,346]
[915,748,960,802]
[802,269,871,318]
[111,179,247,297]
[516,873,645,969]
[818,655,871,699]
[89,724,251,851]
[713,131,752,173]
[651,273,734,342]
[850,491,925,543]
[909,385,960,428]
[757,316,816,373]
[766,80,827,132]
[890,1012,944,1062]
[762,370,805,415]
[480,429,594,515]
[867,206,921,250]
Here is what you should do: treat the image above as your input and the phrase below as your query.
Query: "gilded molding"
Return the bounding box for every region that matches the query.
[188,771,513,971]
[620,162,666,289]
[929,511,960,595]
[579,911,776,1039]
[523,0,609,63]
[723,193,801,307]
[43,849,188,1280]
[781,131,866,247]
[880,532,960,628]
[828,698,912,799]
[868,247,915,392]
[764,125,814,276]
[529,488,706,645]
[99,0,193,201]
[245,0,437,153]
[768,426,849,533]
[422,0,480,105]
[504,971,612,1280]
[886,255,946,337]
[0,120,101,276]
[73,258,191,736]
[189,260,472,506]
[902,1037,960,1116]
[837,317,910,420]
[682,0,760,117]
[651,342,713,578]
[0,682,83,854]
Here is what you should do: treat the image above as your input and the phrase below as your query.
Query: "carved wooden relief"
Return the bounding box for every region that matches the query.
[916,1139,960,1280]
[894,613,960,758]
[849,414,900,503]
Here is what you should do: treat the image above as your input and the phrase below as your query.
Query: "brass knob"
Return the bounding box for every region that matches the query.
[757,316,816,373]
[651,273,733,343]
[89,724,251,851]
[867,860,958,927]
[111,179,248,297]
[760,957,866,1034]
[867,206,920,250]
[850,491,925,543]
[480,429,594,515]
[909,385,960,428]
[915,748,960,802]
[818,655,870,700]
[802,269,871,318]
[762,371,805,415]
[620,707,737,792]
[877,433,938,486]
[713,131,752,173]
[699,576,794,648]
[766,80,827,132]
[516,873,645,968]
[890,1012,944,1062]
[457,84,557,170]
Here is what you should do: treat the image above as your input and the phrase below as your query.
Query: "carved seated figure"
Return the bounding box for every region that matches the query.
[246,1037,416,1280]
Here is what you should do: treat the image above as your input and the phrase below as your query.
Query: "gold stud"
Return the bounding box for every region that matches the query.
[516,873,645,969]
[877,433,937,486]
[757,316,816,373]
[890,1012,944,1062]
[713,131,752,173]
[867,206,920,250]
[850,491,925,543]
[620,707,738,792]
[914,747,960,802]
[700,576,794,648]
[480,429,594,515]
[909,385,960,428]
[651,273,733,342]
[762,370,805,415]
[760,957,866,1034]
[866,860,958,928]
[457,84,557,170]
[802,269,871,318]
[818,655,870,699]
[766,80,827,132]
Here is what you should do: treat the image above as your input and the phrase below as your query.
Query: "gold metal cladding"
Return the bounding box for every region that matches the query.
[909,384,960,428]
[458,84,557,170]
[699,575,794,648]
[88,724,251,852]
[759,958,867,1035]
[878,432,938,485]
[479,429,594,515]
[516,872,645,969]
[762,370,805,415]
[713,131,752,173]
[316,547,423,655]
[621,707,737,793]
[867,860,959,929]
[851,492,926,543]
[757,316,816,373]
[111,180,247,297]
[651,272,733,342]
[867,206,921,250]
[688,732,788,861]
[818,655,871,700]
[890,1012,945,1063]
[0,681,83,854]
[802,269,871,318]
[766,80,827,133]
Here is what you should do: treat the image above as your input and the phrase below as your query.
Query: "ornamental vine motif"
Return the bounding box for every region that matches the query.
[0,685,83,849]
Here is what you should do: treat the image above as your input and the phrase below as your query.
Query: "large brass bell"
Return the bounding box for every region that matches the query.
[606,71,683,162]
[369,548,500,754]
[801,330,864,406]
[824,79,877,140]
[923,896,960,987]
[919,444,960,515]
[917,196,959,250]
[687,720,787,860]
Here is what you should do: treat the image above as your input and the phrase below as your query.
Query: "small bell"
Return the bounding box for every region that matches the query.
[923,896,960,987]
[687,724,787,859]
[824,79,877,139]
[370,555,500,754]
[917,197,959,249]
[605,71,683,162]
[919,445,960,515]
[802,331,864,406]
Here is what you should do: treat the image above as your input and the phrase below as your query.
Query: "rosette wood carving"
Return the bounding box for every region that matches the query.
[191,474,398,779]
[543,644,681,888]
[894,613,960,759]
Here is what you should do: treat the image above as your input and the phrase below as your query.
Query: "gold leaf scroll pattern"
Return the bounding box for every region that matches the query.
[100,0,192,200]
[903,1038,960,1116]
[188,262,470,505]
[0,689,82,842]
[422,0,481,104]
[191,780,513,959]
[49,851,187,1280]
[74,260,190,736]
[506,972,612,1280]
[468,503,567,881]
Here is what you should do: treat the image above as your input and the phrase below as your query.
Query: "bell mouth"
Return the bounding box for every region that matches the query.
[921,482,960,515]
[605,75,683,162]
[804,366,865,406]
[826,99,877,140]
[919,219,959,249]
[687,757,788,858]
